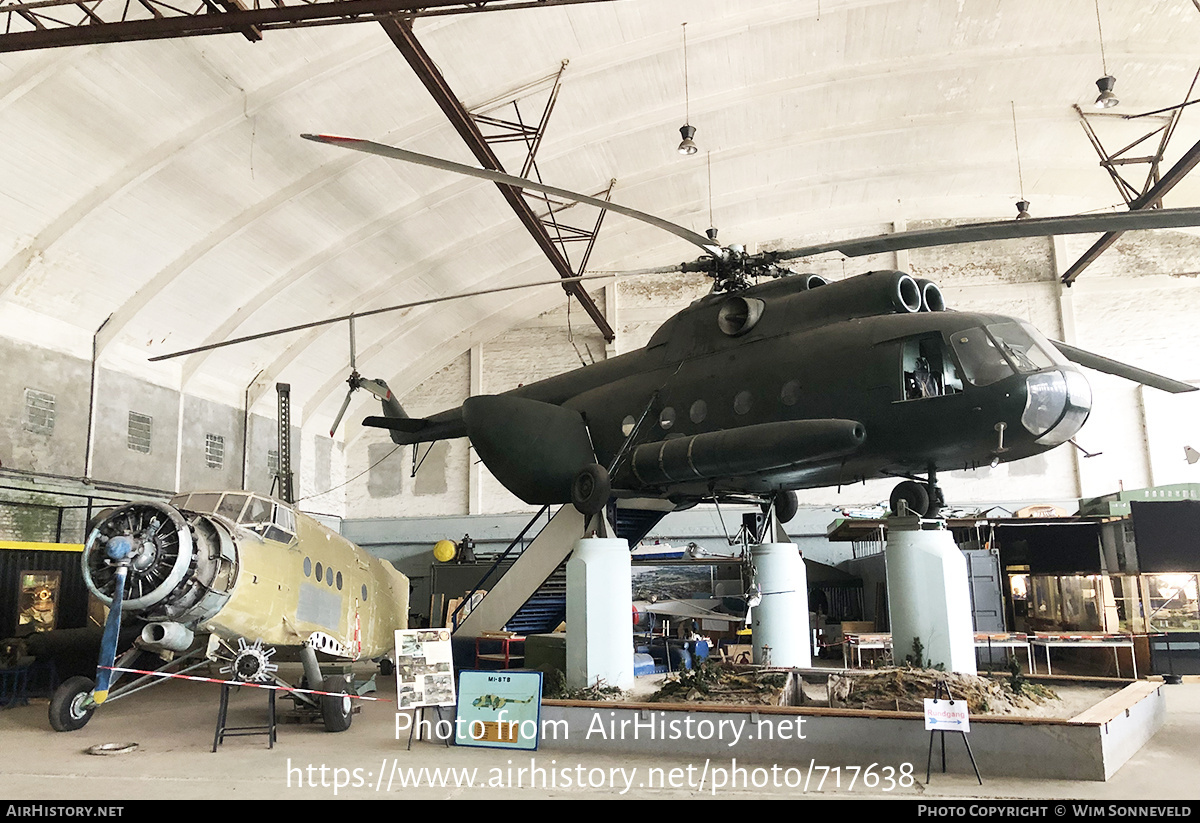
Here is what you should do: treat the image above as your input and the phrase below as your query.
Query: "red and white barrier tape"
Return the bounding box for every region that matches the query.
[102,666,390,701]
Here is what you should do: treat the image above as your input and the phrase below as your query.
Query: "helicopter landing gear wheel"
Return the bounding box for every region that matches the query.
[772,490,799,524]
[570,463,611,516]
[49,676,96,732]
[320,676,353,733]
[890,481,930,518]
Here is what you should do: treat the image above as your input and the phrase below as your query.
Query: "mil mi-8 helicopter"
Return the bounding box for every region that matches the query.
[48,489,409,734]
[156,135,1200,525]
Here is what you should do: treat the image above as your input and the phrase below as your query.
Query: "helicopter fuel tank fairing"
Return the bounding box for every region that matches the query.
[50,491,409,733]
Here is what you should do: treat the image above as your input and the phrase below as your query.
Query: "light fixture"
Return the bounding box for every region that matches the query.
[678,124,698,156]
[677,22,698,155]
[1016,199,1032,220]
[1092,0,1119,109]
[1095,74,1119,109]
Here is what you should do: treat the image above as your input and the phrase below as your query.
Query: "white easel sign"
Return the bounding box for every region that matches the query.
[924,698,970,733]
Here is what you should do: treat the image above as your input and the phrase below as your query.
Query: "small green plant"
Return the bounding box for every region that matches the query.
[901,637,945,671]
[1007,654,1026,696]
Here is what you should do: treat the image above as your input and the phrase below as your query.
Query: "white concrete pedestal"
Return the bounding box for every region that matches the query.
[750,542,811,668]
[884,517,977,674]
[567,537,634,690]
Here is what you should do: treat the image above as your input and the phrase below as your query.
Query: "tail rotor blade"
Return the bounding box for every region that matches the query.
[330,389,355,438]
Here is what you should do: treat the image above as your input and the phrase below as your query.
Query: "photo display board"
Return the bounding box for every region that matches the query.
[394,629,456,708]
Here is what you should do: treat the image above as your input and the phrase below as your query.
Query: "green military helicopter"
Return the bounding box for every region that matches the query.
[160,135,1200,521]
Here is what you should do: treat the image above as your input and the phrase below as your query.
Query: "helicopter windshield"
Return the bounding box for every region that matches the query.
[950,322,1062,386]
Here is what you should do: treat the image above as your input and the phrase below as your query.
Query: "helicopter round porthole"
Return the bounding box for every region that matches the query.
[659,407,676,430]
[781,380,800,406]
[303,557,312,577]
[315,562,323,583]
[690,399,707,423]
[734,390,753,415]
[717,296,765,337]
[621,415,636,436]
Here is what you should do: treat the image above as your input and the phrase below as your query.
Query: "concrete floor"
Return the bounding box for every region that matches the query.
[2,670,1199,800]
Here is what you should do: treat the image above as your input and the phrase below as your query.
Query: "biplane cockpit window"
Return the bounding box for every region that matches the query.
[901,335,963,400]
[236,495,295,543]
[239,496,273,525]
[183,492,222,514]
[216,493,249,521]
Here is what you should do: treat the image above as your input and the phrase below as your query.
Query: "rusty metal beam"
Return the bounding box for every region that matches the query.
[379,16,614,341]
[0,0,616,52]
[1062,136,1200,285]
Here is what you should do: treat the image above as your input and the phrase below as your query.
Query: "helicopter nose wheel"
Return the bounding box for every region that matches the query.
[891,481,929,517]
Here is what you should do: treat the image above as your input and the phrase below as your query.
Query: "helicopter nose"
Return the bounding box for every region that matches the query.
[1020,368,1092,446]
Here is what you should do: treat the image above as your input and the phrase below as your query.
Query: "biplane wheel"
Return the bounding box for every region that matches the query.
[49,676,96,732]
[890,481,930,517]
[570,463,611,516]
[320,676,353,733]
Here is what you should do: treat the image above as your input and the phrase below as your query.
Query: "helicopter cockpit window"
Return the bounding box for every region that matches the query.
[950,328,1016,387]
[984,321,1061,374]
[901,336,963,400]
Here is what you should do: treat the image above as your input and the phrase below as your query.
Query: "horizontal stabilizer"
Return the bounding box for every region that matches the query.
[363,415,429,433]
[1052,341,1197,394]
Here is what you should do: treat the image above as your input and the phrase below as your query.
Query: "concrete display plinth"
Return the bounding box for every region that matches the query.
[885,517,976,674]
[750,542,811,668]
[567,536,634,690]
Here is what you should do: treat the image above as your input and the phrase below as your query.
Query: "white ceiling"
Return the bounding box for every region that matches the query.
[1,0,1199,438]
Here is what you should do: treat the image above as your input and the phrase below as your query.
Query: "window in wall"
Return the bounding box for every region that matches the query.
[127,412,153,454]
[23,389,55,435]
[205,434,225,469]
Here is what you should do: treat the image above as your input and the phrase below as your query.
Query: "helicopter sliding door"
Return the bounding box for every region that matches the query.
[899,335,964,401]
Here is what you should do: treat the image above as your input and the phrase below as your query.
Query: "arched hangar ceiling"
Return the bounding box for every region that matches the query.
[1,0,1198,442]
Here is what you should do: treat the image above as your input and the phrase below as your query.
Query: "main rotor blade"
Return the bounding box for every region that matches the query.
[148,272,635,362]
[302,134,722,256]
[767,207,1200,260]
[1052,340,1197,394]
